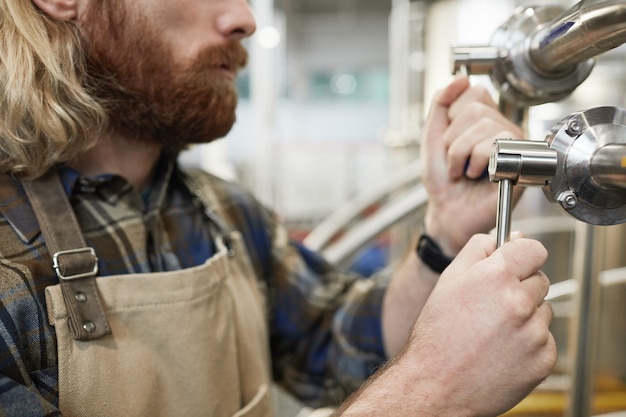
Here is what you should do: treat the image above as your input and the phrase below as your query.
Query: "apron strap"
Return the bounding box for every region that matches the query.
[23,168,111,341]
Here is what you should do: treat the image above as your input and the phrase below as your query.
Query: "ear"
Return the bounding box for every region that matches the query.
[32,0,79,21]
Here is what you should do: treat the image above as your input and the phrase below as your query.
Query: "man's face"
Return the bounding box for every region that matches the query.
[80,0,253,150]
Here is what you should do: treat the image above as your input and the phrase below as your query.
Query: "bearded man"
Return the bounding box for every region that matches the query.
[0,0,556,416]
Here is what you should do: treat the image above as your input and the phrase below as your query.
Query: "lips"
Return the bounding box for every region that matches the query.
[217,64,236,80]
[195,42,247,80]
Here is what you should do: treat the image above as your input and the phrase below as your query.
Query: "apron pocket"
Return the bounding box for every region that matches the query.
[232,384,271,417]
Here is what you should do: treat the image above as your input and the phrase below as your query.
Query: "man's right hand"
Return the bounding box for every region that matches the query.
[338,234,556,416]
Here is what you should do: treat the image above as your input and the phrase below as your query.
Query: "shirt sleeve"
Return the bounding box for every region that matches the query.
[0,261,62,416]
[0,376,61,416]
[266,222,389,408]
[0,176,63,415]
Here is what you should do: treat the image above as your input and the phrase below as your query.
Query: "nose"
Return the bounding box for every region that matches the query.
[217,0,257,40]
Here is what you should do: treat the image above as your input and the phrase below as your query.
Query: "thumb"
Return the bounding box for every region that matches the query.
[494,237,549,282]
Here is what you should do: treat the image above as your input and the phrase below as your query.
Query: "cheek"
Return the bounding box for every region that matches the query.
[141,3,223,64]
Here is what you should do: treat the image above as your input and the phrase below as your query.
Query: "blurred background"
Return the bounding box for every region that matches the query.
[180,1,626,415]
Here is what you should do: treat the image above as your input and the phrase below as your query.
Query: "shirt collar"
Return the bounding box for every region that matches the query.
[0,154,178,245]
[56,153,176,207]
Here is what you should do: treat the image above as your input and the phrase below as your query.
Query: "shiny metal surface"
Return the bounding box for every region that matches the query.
[488,139,558,185]
[543,106,626,225]
[450,45,499,75]
[590,144,626,189]
[529,0,626,74]
[495,179,513,248]
[303,160,422,252]
[450,4,595,108]
[567,223,604,417]
[489,139,558,247]
[319,185,428,269]
[489,5,595,107]
[451,0,626,111]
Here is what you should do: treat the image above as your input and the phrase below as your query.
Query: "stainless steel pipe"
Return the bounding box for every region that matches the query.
[451,0,626,108]
[589,144,626,189]
[529,0,626,75]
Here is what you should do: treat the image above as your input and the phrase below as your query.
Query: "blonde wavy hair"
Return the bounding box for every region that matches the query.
[0,1,107,178]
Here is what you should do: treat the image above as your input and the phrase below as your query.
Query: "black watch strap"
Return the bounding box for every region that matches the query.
[416,234,454,274]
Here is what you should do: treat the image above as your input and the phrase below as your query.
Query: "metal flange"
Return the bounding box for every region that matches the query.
[489,5,595,107]
[543,106,626,225]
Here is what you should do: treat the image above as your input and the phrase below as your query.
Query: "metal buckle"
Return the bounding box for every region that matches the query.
[53,247,99,280]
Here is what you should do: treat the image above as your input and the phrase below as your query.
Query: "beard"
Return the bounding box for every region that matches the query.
[80,1,248,151]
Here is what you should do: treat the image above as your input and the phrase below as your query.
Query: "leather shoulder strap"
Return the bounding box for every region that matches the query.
[22,168,111,341]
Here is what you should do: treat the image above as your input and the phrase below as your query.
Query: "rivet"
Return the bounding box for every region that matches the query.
[83,321,96,333]
[74,292,87,303]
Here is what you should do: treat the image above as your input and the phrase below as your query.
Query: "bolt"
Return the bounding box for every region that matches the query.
[566,120,582,137]
[558,191,578,209]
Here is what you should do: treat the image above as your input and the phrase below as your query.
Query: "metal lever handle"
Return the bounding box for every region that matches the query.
[495,179,514,248]
[489,139,558,248]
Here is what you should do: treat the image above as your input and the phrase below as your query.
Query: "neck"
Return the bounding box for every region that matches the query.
[68,132,164,191]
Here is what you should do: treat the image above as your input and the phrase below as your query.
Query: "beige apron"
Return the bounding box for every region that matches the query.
[28,171,273,417]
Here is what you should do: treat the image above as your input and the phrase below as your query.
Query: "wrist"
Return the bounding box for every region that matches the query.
[416,234,455,274]
[423,209,463,255]
[339,355,469,417]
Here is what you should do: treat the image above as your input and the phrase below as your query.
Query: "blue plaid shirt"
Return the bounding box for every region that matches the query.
[0,155,387,416]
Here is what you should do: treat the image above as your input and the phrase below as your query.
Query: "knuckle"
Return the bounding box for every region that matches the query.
[469,85,493,103]
[506,289,535,319]
[512,239,549,267]
[465,102,489,121]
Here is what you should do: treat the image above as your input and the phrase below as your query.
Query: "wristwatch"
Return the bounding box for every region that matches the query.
[416,234,454,274]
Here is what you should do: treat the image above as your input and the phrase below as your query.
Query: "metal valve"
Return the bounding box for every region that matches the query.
[542,106,626,225]
[451,4,596,109]
[488,139,558,247]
